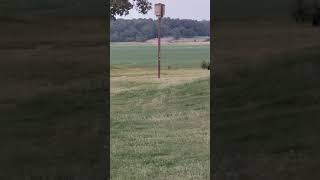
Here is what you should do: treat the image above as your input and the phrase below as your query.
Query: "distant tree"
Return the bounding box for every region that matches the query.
[140,20,156,39]
[170,28,181,39]
[110,0,152,20]
[110,18,210,42]
[135,32,146,42]
[111,31,120,41]
[161,24,170,37]
[121,26,138,41]
[182,28,196,37]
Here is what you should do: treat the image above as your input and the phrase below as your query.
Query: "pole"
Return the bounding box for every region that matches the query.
[157,17,161,78]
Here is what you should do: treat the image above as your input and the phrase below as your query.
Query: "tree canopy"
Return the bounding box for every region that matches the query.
[111,18,210,42]
[110,0,152,19]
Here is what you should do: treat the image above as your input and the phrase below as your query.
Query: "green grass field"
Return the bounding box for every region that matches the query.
[0,17,107,178]
[213,20,320,179]
[111,42,210,179]
[111,43,210,68]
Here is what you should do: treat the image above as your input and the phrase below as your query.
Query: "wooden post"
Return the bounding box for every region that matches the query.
[157,17,161,78]
[155,3,165,78]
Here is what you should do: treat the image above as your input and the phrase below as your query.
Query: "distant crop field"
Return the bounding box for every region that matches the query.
[110,43,210,68]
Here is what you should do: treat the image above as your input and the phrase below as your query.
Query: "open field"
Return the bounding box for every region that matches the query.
[144,37,210,45]
[111,43,210,179]
[213,20,320,179]
[0,17,107,178]
[111,43,209,68]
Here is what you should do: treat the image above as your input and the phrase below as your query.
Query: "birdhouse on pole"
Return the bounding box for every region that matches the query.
[155,3,165,18]
[154,3,165,78]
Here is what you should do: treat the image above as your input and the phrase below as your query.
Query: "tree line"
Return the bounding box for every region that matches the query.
[111,18,210,42]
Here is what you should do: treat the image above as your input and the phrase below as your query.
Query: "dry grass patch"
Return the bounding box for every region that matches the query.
[111,67,209,94]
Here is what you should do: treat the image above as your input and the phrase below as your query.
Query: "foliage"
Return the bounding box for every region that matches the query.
[111,18,210,42]
[201,60,210,70]
[110,0,152,20]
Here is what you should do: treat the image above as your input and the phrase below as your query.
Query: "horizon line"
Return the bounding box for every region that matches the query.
[114,17,210,21]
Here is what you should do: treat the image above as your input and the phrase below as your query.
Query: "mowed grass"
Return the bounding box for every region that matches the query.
[213,20,320,179]
[0,17,107,178]
[111,43,210,179]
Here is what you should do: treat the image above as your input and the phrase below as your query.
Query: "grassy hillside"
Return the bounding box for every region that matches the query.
[111,40,210,179]
[111,75,209,180]
[0,17,107,178]
[212,20,320,179]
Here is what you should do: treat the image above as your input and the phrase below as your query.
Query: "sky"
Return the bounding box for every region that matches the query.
[116,0,210,21]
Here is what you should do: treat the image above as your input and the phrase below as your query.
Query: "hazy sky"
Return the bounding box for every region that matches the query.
[116,0,210,20]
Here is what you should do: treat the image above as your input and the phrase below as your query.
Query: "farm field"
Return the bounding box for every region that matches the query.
[111,43,210,179]
[111,43,209,68]
[213,20,320,179]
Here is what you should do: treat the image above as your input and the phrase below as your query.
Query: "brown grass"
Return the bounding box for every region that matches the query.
[111,67,210,95]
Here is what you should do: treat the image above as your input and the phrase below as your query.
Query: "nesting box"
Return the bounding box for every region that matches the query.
[155,3,165,18]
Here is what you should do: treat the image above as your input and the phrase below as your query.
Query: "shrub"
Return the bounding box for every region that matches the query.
[201,60,210,70]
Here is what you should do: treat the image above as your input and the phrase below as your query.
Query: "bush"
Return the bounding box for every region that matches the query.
[201,60,210,70]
